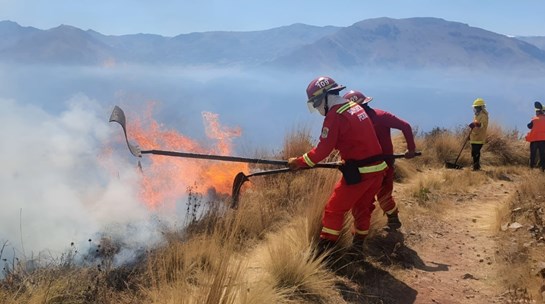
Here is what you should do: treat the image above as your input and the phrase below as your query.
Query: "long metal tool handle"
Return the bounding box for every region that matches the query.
[140,149,340,168]
[453,130,471,165]
[141,150,421,168]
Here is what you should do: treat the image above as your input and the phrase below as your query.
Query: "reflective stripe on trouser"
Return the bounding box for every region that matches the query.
[377,164,397,214]
[320,170,385,242]
[353,228,369,240]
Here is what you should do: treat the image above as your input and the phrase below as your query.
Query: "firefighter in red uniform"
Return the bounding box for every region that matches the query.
[288,76,387,255]
[343,90,416,231]
[525,101,545,171]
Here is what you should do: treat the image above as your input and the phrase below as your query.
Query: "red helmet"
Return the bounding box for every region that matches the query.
[343,90,373,105]
[306,76,346,107]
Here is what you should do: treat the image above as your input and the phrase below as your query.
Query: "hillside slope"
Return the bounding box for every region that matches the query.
[2,129,544,304]
[238,165,540,303]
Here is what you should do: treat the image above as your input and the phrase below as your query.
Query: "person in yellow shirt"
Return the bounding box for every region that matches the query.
[468,98,489,171]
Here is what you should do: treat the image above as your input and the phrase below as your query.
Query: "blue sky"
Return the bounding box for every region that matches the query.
[1,0,544,36]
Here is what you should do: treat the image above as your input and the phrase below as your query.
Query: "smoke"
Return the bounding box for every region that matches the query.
[0,95,162,266]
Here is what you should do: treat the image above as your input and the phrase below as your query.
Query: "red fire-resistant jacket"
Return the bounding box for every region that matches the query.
[526,114,545,142]
[295,102,383,167]
[365,107,416,161]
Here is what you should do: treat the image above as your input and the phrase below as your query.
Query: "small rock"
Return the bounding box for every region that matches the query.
[462,273,478,280]
[536,262,545,278]
[508,222,523,230]
[523,241,534,248]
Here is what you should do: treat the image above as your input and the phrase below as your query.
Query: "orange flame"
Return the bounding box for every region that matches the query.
[126,103,247,209]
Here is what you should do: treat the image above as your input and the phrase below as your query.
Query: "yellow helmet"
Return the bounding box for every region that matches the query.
[472,98,485,107]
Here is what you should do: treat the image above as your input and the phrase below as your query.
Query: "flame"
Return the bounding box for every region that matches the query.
[124,103,247,209]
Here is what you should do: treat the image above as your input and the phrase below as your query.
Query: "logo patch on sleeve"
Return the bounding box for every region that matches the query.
[321,127,329,139]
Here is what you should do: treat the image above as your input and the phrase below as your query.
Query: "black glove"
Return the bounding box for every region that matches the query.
[468,122,476,129]
[404,150,416,159]
[288,157,301,170]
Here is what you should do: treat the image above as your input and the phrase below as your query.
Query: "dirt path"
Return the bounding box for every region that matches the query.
[385,168,517,304]
[239,167,519,304]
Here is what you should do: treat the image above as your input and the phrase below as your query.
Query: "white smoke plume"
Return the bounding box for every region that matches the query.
[0,95,162,266]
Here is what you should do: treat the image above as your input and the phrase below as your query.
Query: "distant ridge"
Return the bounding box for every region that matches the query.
[1,18,544,72]
[516,36,545,51]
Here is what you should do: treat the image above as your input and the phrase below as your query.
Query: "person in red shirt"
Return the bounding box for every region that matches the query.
[343,90,416,231]
[288,76,387,256]
[525,101,545,171]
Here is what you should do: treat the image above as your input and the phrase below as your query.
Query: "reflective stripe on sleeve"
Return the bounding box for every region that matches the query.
[358,161,388,174]
[303,153,316,167]
[321,227,341,236]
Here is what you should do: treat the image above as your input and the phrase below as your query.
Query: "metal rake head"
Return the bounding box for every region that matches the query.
[109,105,142,158]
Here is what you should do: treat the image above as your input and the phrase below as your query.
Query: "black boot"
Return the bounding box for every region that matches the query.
[351,237,366,255]
[472,157,481,171]
[316,238,336,259]
[386,211,402,231]
[343,236,367,265]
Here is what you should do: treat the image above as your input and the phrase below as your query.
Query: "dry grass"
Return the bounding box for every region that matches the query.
[1,124,542,303]
[260,218,341,304]
[412,124,527,169]
[0,258,139,304]
[496,170,545,302]
[143,237,245,304]
[484,123,528,166]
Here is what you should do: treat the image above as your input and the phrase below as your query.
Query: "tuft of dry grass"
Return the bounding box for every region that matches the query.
[277,124,317,161]
[484,123,528,167]
[144,243,245,304]
[260,218,341,304]
[0,262,138,304]
[414,127,468,167]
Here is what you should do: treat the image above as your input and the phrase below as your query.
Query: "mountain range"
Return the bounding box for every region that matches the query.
[1,17,545,71]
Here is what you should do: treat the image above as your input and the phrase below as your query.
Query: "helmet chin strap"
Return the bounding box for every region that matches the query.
[323,93,329,115]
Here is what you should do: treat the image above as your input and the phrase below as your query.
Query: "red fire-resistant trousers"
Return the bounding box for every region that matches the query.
[376,164,397,214]
[320,170,385,242]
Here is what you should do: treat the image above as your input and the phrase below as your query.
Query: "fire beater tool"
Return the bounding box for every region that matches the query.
[109,105,339,168]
